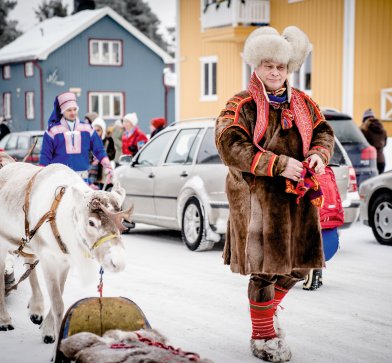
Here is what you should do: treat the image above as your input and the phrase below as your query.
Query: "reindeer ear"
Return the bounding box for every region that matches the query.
[111,181,126,206]
[70,184,89,202]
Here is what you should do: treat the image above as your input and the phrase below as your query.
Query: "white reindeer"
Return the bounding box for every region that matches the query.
[0,153,132,345]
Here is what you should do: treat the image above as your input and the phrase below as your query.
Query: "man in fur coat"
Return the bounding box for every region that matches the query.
[215,26,334,362]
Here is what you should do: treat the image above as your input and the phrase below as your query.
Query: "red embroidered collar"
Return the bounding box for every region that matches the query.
[247,72,314,156]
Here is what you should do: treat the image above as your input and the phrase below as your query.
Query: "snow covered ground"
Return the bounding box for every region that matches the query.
[1,221,392,363]
[1,138,391,363]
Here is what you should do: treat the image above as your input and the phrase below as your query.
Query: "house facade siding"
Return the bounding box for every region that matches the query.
[179,0,249,120]
[178,0,391,133]
[0,62,40,130]
[354,0,392,133]
[0,14,174,133]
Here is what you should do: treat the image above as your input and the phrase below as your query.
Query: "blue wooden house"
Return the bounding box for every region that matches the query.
[0,7,175,132]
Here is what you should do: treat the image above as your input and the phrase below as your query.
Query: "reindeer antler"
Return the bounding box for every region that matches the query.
[97,202,133,233]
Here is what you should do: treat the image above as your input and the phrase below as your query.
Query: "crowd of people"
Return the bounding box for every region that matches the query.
[37,91,167,190]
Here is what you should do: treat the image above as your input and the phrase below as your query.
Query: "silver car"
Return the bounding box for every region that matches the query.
[359,171,392,245]
[115,119,359,251]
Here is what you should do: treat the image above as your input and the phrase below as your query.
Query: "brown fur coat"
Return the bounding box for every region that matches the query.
[215,85,334,276]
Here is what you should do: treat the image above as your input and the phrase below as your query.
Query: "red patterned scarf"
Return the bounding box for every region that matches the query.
[285,162,324,207]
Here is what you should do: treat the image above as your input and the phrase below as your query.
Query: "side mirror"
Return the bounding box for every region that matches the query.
[118,154,133,166]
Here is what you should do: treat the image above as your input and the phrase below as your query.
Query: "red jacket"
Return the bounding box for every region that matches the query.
[122,127,148,156]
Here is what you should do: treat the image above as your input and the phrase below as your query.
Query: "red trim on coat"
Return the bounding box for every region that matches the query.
[267,154,277,177]
[251,151,264,174]
[313,118,324,129]
[234,96,253,124]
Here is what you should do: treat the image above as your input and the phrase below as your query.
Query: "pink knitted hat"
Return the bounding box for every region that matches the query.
[57,92,79,114]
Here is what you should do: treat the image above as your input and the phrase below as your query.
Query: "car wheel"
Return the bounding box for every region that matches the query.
[181,197,214,251]
[370,193,392,245]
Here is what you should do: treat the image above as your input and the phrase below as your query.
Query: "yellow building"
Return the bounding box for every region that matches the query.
[176,0,392,134]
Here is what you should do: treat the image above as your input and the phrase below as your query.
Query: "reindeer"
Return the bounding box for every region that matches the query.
[0,152,132,345]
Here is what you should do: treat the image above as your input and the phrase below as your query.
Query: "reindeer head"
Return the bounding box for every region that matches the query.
[72,182,133,272]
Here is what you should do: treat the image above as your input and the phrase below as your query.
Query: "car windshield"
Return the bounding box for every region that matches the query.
[328,120,368,145]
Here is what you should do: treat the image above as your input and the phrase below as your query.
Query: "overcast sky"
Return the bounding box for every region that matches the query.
[9,0,176,33]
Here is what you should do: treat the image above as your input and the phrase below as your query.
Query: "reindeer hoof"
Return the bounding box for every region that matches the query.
[0,324,14,331]
[43,335,55,344]
[30,314,43,325]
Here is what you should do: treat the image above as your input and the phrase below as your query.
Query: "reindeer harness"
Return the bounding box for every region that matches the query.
[16,168,123,258]
[15,168,68,258]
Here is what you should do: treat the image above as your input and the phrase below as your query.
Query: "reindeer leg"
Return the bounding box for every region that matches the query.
[26,257,45,325]
[40,256,69,345]
[0,246,13,330]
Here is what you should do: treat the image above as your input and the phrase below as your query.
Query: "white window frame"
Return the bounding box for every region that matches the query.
[3,65,11,79]
[89,39,122,66]
[25,62,34,77]
[200,56,218,101]
[25,92,35,120]
[290,52,312,96]
[242,54,254,90]
[88,92,124,119]
[381,87,392,120]
[3,92,11,119]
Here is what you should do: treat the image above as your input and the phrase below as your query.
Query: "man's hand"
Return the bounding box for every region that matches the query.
[307,154,325,175]
[280,157,304,181]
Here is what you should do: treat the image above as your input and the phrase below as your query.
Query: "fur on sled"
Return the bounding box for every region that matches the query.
[60,328,213,363]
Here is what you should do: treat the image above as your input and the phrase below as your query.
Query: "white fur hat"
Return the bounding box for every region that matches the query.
[243,26,312,73]
[123,112,138,127]
[92,117,106,140]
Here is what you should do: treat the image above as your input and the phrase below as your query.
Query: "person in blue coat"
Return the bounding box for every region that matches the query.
[39,92,113,183]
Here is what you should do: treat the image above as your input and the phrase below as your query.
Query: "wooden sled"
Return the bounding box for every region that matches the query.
[54,296,151,363]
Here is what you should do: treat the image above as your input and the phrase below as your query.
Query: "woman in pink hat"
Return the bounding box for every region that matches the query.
[39,92,113,184]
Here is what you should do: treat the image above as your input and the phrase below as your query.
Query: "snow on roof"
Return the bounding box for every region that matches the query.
[0,7,173,65]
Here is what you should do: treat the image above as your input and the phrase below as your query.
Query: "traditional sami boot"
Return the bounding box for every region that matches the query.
[303,269,323,291]
[249,299,292,362]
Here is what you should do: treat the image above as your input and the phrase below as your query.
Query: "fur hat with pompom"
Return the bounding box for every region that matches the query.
[243,26,312,73]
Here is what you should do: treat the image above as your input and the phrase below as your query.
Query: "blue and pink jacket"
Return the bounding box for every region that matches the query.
[39,118,107,172]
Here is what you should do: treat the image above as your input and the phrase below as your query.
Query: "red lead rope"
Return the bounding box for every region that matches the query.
[110,333,201,361]
[97,266,104,298]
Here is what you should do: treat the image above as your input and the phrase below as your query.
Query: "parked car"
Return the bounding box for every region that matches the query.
[322,108,378,185]
[0,131,44,164]
[359,171,392,245]
[115,119,359,251]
